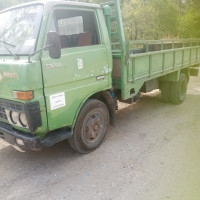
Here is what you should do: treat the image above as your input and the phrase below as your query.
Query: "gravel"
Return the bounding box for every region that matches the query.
[1,75,200,200]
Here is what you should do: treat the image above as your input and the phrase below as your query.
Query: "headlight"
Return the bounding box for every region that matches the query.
[10,111,19,124]
[5,109,29,129]
[19,113,28,127]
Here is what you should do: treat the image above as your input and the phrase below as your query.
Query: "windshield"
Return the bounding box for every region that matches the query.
[0,5,43,56]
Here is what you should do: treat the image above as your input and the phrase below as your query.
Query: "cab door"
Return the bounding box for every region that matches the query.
[42,6,112,131]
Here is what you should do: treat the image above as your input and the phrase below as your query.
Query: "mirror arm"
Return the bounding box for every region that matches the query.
[28,44,54,63]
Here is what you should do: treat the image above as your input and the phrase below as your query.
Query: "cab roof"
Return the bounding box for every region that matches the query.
[0,0,101,13]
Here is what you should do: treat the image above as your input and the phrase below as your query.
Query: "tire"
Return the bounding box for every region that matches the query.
[169,73,188,104]
[68,99,109,154]
[160,81,171,102]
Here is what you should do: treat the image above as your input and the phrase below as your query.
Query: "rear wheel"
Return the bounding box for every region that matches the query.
[68,99,109,154]
[160,81,171,102]
[169,73,188,104]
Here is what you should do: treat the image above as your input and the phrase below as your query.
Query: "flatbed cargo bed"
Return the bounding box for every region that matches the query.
[102,1,200,100]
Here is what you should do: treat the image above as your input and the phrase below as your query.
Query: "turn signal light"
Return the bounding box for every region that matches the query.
[13,91,34,101]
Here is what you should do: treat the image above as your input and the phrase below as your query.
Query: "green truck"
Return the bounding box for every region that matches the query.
[0,0,199,153]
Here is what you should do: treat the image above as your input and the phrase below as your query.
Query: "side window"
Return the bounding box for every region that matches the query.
[50,9,100,49]
[58,16,84,35]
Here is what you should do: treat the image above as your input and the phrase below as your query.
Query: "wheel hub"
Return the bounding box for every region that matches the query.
[84,113,103,143]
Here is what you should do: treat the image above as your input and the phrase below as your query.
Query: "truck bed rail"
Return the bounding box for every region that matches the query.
[128,39,200,54]
[126,39,200,82]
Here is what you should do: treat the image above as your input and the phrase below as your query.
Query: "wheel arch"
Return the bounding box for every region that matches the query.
[72,90,116,128]
[159,69,189,83]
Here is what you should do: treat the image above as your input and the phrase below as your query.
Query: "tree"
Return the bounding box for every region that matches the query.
[1,0,200,39]
[122,0,157,40]
[179,9,200,38]
[122,0,179,40]
[152,0,178,39]
[175,0,200,38]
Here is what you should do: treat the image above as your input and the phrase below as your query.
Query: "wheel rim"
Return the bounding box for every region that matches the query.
[83,112,104,144]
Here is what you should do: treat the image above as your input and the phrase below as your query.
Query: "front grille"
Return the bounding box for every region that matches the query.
[0,106,7,120]
[0,98,42,132]
[0,98,23,121]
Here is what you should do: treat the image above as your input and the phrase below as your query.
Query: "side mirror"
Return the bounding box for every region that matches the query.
[47,32,61,59]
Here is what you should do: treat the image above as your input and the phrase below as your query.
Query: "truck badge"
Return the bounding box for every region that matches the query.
[46,63,62,69]
[77,59,83,69]
[0,73,2,81]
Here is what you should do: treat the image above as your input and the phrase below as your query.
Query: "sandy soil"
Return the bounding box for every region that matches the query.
[1,75,200,200]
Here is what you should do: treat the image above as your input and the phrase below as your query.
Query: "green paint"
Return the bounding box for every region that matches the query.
[0,0,200,143]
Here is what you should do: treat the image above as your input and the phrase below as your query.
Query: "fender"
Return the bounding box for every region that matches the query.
[72,90,117,128]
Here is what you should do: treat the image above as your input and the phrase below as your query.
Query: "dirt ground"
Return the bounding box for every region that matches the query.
[1,75,200,200]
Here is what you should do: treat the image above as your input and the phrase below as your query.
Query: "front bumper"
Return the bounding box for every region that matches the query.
[0,122,73,151]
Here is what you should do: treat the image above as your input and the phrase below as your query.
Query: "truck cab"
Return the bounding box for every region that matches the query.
[0,1,113,152]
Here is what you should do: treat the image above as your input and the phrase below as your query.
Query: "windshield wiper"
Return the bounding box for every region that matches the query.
[0,40,15,47]
[0,40,16,57]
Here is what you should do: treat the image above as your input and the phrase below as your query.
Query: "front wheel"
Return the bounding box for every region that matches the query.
[68,99,109,153]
